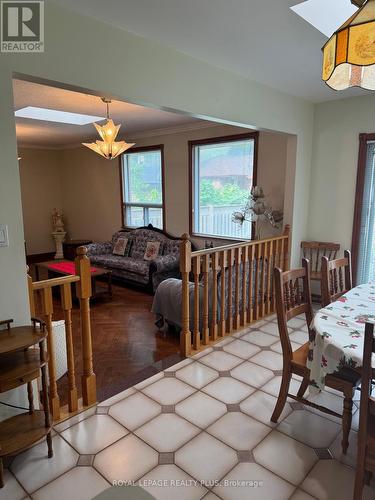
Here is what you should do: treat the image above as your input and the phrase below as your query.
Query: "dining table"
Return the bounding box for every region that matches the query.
[308,281,375,390]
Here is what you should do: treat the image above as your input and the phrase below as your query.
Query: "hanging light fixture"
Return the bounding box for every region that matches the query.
[322,0,375,90]
[82,98,135,159]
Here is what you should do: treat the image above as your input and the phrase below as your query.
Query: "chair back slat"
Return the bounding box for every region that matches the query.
[301,241,341,279]
[274,258,313,360]
[321,250,352,307]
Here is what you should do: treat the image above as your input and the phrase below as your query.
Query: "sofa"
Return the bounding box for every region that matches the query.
[85,225,183,292]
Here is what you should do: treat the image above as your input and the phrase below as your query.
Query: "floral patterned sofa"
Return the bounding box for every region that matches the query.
[85,225,183,292]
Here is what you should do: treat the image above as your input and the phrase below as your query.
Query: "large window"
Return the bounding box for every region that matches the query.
[121,146,164,229]
[190,133,258,239]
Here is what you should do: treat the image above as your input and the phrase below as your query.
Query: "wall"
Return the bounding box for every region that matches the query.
[18,148,63,254]
[0,0,314,327]
[19,125,289,252]
[308,93,375,253]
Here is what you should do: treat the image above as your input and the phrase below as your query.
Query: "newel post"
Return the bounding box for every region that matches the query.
[75,246,97,406]
[283,225,291,271]
[180,234,192,356]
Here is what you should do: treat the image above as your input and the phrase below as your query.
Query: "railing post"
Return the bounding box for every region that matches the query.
[75,246,97,406]
[180,234,192,356]
[283,225,291,271]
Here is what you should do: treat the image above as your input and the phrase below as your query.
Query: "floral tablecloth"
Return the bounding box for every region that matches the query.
[307,282,375,390]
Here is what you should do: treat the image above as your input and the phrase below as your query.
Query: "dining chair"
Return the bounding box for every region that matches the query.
[353,322,375,500]
[271,258,361,453]
[321,250,353,307]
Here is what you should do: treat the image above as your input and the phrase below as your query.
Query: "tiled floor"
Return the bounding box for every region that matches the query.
[3,315,375,500]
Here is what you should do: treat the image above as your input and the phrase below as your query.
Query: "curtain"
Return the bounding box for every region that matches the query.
[357,141,375,283]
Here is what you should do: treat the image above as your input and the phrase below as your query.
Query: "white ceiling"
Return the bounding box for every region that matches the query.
[52,0,366,103]
[13,79,204,148]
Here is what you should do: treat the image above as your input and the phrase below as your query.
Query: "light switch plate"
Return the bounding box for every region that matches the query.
[0,225,9,247]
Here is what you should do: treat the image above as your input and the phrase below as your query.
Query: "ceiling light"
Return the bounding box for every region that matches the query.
[322,0,375,91]
[291,0,358,37]
[15,106,105,125]
[82,98,135,160]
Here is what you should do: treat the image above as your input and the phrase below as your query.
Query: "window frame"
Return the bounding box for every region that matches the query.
[351,133,375,284]
[120,144,166,230]
[189,132,259,240]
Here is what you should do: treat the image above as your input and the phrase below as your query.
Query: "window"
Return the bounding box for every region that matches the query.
[352,134,375,283]
[121,146,164,229]
[190,133,258,239]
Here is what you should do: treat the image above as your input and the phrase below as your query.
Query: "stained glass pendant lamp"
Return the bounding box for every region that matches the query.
[322,0,375,90]
[82,98,135,159]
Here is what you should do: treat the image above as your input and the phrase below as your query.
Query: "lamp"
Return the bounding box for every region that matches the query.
[322,0,375,90]
[82,98,135,159]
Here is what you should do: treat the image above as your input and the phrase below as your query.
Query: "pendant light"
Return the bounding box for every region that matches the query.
[82,98,135,159]
[322,0,375,91]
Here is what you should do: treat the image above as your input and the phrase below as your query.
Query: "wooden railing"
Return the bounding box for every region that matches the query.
[180,226,291,356]
[27,247,96,421]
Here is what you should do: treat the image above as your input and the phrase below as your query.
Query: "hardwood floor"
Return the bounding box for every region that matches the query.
[33,278,182,404]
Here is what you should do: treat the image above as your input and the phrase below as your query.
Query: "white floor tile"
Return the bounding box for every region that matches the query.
[176,362,219,389]
[259,323,280,337]
[97,387,136,407]
[290,490,317,500]
[134,372,164,390]
[202,493,222,500]
[240,390,292,426]
[142,378,196,405]
[175,433,237,483]
[288,317,306,329]
[329,430,358,468]
[301,459,375,500]
[135,413,200,452]
[231,361,274,388]
[213,463,294,500]
[202,377,255,404]
[199,351,243,371]
[261,375,304,398]
[192,347,214,360]
[0,470,27,500]
[53,407,97,433]
[176,392,227,428]
[32,466,109,500]
[270,340,301,354]
[214,337,235,347]
[11,435,78,493]
[109,392,161,431]
[61,415,127,454]
[138,464,207,500]
[305,389,354,425]
[278,410,341,448]
[289,330,309,345]
[222,339,260,359]
[165,358,193,372]
[207,412,270,450]
[253,430,318,485]
[250,351,284,371]
[94,435,158,483]
[240,330,278,347]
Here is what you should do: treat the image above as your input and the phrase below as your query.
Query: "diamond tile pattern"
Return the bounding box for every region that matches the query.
[5,314,374,499]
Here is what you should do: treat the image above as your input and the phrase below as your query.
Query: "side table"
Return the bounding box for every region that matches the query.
[0,320,53,487]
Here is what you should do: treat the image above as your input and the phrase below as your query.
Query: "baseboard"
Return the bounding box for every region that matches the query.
[26,252,55,264]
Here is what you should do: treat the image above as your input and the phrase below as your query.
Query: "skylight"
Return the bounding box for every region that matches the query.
[291,0,358,37]
[15,106,105,125]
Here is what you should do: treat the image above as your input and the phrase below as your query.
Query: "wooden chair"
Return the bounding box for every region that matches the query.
[321,250,353,307]
[354,322,375,500]
[271,258,361,453]
[301,241,340,298]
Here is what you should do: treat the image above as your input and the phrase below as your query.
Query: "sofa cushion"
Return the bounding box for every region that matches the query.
[90,254,150,276]
[163,240,181,257]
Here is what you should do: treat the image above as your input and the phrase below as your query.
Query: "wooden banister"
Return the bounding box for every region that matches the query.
[179,226,291,357]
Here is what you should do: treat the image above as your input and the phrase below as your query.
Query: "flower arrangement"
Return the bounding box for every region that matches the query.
[232,186,283,240]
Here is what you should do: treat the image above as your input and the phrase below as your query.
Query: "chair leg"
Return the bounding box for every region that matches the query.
[271,368,291,423]
[342,388,354,454]
[297,377,309,399]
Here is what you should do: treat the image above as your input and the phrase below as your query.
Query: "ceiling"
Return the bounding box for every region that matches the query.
[14,79,204,148]
[52,0,366,102]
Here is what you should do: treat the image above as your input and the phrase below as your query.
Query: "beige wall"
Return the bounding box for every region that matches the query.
[19,148,63,254]
[19,125,289,252]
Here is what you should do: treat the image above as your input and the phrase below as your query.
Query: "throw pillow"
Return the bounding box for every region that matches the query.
[113,237,129,256]
[144,241,161,261]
